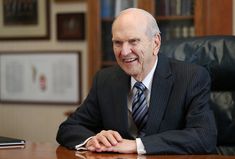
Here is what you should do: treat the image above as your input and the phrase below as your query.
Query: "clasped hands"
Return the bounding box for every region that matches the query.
[85,130,137,153]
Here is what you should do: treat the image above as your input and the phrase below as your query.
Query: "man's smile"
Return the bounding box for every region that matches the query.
[122,57,138,63]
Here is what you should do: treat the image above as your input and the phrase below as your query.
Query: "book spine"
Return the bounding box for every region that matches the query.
[101,0,115,18]
[176,0,181,15]
[115,0,135,17]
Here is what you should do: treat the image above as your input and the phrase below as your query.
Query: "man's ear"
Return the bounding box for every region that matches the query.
[153,34,161,56]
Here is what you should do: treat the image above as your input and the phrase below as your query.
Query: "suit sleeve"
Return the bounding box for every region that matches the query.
[141,67,217,154]
[56,72,103,149]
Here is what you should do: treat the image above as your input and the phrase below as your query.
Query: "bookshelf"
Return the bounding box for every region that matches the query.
[155,0,196,42]
[87,0,232,87]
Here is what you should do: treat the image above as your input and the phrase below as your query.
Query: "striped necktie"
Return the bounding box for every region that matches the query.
[132,82,148,136]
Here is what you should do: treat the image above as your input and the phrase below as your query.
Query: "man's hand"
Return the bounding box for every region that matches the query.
[85,130,123,152]
[85,130,137,153]
[110,139,137,153]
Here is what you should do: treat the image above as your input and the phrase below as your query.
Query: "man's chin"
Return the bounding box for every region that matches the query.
[123,68,139,77]
[118,63,140,74]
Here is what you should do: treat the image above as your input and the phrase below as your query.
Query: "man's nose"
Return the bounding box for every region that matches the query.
[121,43,131,56]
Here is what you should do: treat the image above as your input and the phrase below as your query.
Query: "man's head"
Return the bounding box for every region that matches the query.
[112,8,161,81]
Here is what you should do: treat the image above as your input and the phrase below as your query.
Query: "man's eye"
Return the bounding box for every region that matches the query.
[129,39,140,45]
[113,41,122,46]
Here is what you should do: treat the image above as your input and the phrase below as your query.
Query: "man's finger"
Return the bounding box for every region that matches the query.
[104,131,123,145]
[96,133,112,147]
[87,137,101,149]
[111,131,123,142]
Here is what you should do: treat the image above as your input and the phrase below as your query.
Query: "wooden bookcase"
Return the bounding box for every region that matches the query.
[87,0,232,88]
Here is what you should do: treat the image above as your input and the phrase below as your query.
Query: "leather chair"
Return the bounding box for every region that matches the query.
[159,36,235,155]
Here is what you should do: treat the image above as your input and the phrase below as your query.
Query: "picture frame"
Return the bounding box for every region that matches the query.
[0,51,81,105]
[0,0,50,40]
[57,13,85,40]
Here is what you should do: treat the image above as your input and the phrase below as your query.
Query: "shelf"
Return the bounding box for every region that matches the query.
[156,15,194,21]
[101,18,114,22]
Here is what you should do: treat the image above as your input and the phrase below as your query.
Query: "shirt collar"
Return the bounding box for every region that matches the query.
[131,57,158,90]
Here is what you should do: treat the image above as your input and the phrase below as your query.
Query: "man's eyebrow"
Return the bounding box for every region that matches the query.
[112,38,140,42]
[129,38,140,40]
[129,38,140,42]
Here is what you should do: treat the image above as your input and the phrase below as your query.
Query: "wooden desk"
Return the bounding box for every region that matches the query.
[0,142,232,159]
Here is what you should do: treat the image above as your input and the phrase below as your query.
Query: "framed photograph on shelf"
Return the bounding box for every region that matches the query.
[57,13,85,40]
[0,0,50,40]
[0,51,81,105]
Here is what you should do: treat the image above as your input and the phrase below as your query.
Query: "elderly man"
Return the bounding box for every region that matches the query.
[57,8,217,154]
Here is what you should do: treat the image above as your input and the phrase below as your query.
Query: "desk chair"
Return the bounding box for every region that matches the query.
[160,35,235,155]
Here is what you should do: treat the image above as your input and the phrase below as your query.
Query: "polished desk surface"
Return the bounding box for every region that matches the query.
[0,142,233,159]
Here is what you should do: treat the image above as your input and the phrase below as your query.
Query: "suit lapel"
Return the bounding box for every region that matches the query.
[146,54,174,135]
[110,68,132,137]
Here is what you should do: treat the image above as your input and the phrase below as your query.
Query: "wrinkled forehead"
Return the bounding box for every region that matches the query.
[112,12,148,35]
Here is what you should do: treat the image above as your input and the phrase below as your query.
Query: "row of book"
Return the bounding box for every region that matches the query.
[101,0,137,18]
[159,24,195,42]
[101,0,194,18]
[156,0,194,16]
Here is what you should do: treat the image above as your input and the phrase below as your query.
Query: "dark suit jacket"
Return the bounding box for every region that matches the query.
[56,54,217,154]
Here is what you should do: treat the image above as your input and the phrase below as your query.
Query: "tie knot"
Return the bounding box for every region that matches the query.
[134,82,146,92]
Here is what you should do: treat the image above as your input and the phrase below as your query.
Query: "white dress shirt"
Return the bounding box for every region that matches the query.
[128,58,158,154]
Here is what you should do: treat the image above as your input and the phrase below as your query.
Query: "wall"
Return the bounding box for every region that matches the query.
[0,0,88,144]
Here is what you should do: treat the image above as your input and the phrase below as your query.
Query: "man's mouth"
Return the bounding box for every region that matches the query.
[123,57,138,63]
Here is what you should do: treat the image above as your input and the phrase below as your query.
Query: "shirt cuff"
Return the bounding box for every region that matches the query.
[75,137,93,151]
[136,138,146,155]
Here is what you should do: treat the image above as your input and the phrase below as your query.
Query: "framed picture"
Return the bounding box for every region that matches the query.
[0,0,50,40]
[57,13,85,40]
[0,51,81,105]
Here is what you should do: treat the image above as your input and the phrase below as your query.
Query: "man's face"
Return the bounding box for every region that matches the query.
[112,16,160,81]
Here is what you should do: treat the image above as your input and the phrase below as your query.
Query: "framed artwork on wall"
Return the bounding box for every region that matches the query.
[0,0,50,40]
[57,13,85,40]
[0,51,81,105]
